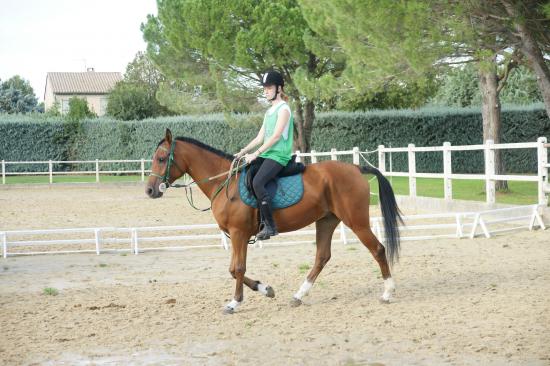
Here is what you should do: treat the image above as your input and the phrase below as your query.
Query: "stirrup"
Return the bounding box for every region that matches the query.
[256,225,278,241]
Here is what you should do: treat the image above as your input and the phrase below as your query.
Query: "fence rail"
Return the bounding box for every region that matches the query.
[1,159,151,184]
[2,138,549,204]
[294,137,549,206]
[1,205,545,258]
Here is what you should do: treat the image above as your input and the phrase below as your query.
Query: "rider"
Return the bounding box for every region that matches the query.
[235,70,294,240]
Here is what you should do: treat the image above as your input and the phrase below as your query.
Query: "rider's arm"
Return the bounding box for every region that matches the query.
[237,125,265,156]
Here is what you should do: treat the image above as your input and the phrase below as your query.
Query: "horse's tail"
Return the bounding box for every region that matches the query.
[359,165,403,265]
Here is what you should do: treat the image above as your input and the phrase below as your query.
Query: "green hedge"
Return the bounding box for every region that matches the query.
[1,105,548,174]
[311,105,549,173]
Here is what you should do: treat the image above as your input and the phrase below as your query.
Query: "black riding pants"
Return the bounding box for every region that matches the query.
[252,158,284,202]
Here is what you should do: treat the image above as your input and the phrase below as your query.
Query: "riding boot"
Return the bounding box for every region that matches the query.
[256,200,278,240]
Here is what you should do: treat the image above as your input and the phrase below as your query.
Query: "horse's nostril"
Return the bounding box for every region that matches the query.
[146,186,154,196]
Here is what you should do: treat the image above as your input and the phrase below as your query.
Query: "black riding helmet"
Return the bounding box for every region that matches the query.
[261,70,284,101]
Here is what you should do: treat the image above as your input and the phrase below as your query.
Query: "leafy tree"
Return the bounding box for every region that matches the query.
[141,0,343,152]
[500,66,544,105]
[2,75,34,96]
[431,64,481,108]
[52,97,95,164]
[155,81,225,115]
[297,1,451,110]
[299,0,547,190]
[107,82,156,120]
[498,0,550,118]
[35,102,45,113]
[124,51,164,99]
[106,52,171,120]
[66,97,95,122]
[336,78,439,111]
[0,75,39,113]
[432,64,542,107]
[45,101,61,117]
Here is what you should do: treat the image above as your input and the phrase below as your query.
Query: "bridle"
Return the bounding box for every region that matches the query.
[149,140,247,211]
[149,139,181,191]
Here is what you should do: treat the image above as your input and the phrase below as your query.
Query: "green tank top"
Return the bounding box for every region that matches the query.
[259,102,294,166]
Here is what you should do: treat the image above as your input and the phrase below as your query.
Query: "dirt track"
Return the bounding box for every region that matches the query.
[0,184,549,365]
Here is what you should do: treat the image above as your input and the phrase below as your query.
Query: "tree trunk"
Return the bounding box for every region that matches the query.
[501,0,550,119]
[293,99,315,153]
[479,65,508,191]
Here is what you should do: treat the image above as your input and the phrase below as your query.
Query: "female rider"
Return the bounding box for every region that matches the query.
[235,70,294,240]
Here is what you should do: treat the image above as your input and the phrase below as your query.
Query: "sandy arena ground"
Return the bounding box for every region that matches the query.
[0,184,549,365]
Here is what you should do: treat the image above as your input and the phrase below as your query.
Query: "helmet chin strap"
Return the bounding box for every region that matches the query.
[269,85,280,101]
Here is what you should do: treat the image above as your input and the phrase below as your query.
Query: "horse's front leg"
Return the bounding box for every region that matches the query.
[224,230,250,314]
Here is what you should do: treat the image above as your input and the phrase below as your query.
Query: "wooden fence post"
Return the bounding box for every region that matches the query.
[537,137,548,205]
[378,145,385,173]
[311,150,317,164]
[408,144,416,198]
[443,142,452,201]
[331,148,337,161]
[353,147,360,165]
[49,160,53,184]
[484,140,496,204]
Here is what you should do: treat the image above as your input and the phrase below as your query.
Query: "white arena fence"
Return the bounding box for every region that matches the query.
[1,204,545,258]
[294,137,550,206]
[2,137,549,205]
[1,159,151,183]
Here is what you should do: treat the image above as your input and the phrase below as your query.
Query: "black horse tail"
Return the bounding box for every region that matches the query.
[359,165,403,265]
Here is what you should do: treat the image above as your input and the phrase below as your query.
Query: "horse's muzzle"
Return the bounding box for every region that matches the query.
[145,184,163,199]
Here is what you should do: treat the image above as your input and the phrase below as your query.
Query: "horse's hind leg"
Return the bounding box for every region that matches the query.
[352,226,395,303]
[291,213,340,307]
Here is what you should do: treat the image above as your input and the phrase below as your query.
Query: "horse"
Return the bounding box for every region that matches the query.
[146,129,402,314]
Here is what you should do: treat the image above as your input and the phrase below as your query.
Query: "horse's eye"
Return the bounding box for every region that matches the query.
[158,157,166,163]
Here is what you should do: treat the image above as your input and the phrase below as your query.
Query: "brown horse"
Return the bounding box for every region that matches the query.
[146,129,402,314]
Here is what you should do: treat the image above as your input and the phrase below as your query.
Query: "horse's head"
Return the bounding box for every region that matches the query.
[146,128,187,198]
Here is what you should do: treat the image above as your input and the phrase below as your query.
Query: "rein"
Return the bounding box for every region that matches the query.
[150,140,247,211]
[178,163,244,212]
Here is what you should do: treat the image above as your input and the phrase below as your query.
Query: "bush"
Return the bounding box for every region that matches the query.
[1,105,548,174]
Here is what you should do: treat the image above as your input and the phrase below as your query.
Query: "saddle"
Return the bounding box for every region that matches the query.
[239,155,306,209]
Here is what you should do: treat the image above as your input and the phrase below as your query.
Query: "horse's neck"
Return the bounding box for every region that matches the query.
[181,143,231,199]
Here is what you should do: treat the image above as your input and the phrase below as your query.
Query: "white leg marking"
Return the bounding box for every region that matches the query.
[224,299,241,312]
[257,283,268,295]
[293,280,313,300]
[381,277,395,302]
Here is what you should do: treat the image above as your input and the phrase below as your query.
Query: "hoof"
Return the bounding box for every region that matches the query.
[265,286,275,298]
[290,297,302,307]
[379,297,390,304]
[223,306,235,315]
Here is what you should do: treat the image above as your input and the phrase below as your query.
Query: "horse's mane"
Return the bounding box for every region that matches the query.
[157,136,233,161]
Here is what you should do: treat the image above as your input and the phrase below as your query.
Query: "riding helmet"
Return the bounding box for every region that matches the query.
[261,70,284,87]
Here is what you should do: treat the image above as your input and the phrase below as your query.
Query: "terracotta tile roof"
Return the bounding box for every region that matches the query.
[47,71,122,94]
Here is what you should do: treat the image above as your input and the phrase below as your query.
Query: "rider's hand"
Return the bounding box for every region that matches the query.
[245,151,259,163]
[234,149,246,159]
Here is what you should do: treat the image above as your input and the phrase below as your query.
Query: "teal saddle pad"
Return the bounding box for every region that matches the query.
[238,168,304,209]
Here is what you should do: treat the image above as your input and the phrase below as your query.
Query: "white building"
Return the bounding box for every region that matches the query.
[44,69,122,116]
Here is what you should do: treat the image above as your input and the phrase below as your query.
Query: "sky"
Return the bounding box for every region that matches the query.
[0,0,158,101]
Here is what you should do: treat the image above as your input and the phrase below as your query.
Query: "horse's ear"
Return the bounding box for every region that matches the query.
[165,128,172,145]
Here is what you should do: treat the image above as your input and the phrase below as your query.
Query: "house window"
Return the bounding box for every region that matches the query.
[100,97,109,115]
[61,99,70,115]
